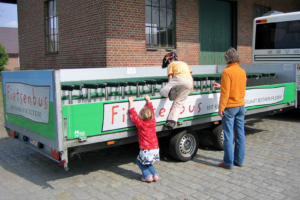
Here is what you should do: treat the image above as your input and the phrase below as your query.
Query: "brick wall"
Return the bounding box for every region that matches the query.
[18,0,45,70]
[5,56,19,71]
[58,0,106,69]
[18,0,300,70]
[105,0,199,67]
[173,0,199,66]
[18,0,106,70]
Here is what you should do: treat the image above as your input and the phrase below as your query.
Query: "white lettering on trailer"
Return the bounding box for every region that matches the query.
[74,130,85,137]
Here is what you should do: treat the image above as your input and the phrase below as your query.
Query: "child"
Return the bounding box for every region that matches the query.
[160,52,194,130]
[128,95,160,182]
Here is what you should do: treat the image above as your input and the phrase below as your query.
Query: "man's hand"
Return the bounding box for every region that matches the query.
[213,82,221,89]
[218,110,223,117]
[144,95,151,102]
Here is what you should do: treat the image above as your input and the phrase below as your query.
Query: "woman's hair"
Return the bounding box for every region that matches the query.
[139,107,153,121]
[162,52,178,68]
[224,47,240,64]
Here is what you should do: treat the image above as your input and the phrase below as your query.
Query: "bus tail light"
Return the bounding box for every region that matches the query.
[256,19,268,23]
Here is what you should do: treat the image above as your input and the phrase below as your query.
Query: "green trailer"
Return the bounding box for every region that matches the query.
[1,64,297,170]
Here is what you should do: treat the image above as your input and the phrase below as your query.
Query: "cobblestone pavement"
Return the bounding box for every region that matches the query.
[0,109,300,200]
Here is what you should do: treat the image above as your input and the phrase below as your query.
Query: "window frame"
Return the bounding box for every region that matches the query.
[145,0,176,50]
[45,0,59,54]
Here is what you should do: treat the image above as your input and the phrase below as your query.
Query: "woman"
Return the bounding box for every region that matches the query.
[216,47,247,169]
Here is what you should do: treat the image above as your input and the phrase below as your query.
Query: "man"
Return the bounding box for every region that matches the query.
[159,52,193,130]
[215,48,247,169]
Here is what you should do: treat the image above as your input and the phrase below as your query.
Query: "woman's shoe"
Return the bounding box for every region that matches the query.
[153,174,159,182]
[141,175,153,183]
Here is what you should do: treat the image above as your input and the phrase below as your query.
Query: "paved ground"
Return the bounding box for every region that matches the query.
[0,109,299,200]
[1,83,300,199]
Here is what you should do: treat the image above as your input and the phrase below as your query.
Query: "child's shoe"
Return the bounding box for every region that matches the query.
[164,120,176,130]
[141,175,153,183]
[153,174,159,182]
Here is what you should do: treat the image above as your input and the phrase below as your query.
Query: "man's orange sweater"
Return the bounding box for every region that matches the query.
[219,62,247,111]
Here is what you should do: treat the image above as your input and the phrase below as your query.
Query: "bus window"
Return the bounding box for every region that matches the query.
[255,20,300,49]
[252,11,300,64]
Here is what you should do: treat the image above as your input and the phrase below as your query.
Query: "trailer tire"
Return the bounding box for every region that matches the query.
[169,129,199,162]
[37,142,44,149]
[23,136,28,141]
[211,124,224,150]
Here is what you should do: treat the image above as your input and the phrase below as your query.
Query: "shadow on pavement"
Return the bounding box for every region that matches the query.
[0,134,181,189]
[0,138,159,189]
[261,108,300,122]
[245,121,266,136]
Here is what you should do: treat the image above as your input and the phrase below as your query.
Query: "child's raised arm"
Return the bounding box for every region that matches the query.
[144,95,151,103]
[128,97,134,108]
[144,95,154,113]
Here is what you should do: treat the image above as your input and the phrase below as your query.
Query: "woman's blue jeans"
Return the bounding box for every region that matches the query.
[136,158,157,179]
[222,105,246,167]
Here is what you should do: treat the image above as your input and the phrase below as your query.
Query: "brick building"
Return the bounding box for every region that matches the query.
[2,0,300,70]
[0,27,19,71]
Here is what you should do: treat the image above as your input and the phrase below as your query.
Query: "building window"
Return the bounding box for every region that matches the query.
[145,0,175,49]
[46,0,59,53]
[254,4,270,18]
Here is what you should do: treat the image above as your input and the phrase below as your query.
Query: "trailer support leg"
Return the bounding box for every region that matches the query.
[60,149,69,171]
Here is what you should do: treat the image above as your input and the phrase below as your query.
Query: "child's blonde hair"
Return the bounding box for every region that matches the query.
[139,107,153,121]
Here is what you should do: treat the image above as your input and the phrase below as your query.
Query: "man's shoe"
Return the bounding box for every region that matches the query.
[234,161,243,167]
[164,120,176,130]
[218,162,233,170]
[169,85,185,101]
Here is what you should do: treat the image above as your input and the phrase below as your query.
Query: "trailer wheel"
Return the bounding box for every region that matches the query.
[169,129,199,162]
[23,136,28,141]
[37,142,44,149]
[211,124,224,150]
